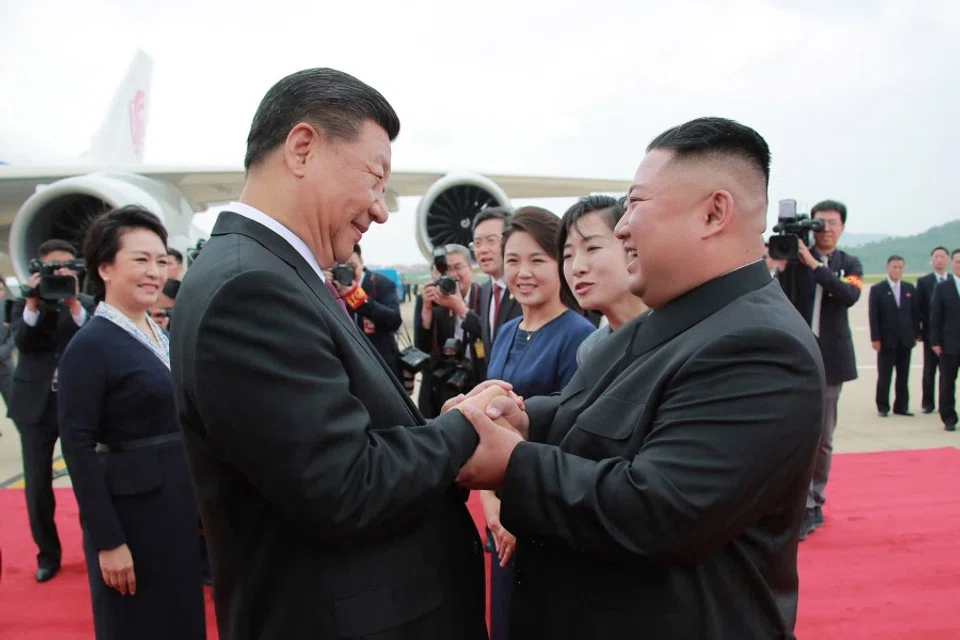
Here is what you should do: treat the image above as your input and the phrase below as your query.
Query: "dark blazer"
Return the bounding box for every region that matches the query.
[58,317,205,639]
[169,212,486,640]
[868,280,920,349]
[7,294,96,425]
[463,279,521,374]
[499,261,825,639]
[777,249,862,385]
[351,269,403,381]
[930,277,960,356]
[917,272,946,342]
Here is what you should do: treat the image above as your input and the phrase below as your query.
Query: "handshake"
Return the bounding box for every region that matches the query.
[441,381,530,490]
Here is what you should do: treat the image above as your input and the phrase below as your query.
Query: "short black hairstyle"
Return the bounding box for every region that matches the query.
[887,255,904,264]
[166,248,183,263]
[472,206,512,233]
[646,117,771,188]
[811,200,847,225]
[932,246,949,256]
[38,239,77,260]
[83,205,168,300]
[556,195,624,309]
[953,249,960,259]
[244,68,401,171]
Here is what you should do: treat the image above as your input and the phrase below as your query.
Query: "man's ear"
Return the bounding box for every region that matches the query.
[702,189,734,239]
[284,123,320,177]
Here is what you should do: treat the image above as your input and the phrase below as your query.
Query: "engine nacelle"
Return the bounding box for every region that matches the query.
[9,172,199,282]
[414,172,511,262]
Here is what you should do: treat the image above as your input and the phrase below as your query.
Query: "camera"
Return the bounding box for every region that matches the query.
[431,338,472,398]
[22,258,85,301]
[432,249,458,296]
[331,263,355,287]
[767,200,825,261]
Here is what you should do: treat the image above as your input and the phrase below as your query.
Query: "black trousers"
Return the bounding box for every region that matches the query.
[876,345,912,414]
[922,341,940,411]
[15,393,61,567]
[940,354,959,427]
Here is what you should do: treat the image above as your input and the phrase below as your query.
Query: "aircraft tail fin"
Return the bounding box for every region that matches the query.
[86,49,153,165]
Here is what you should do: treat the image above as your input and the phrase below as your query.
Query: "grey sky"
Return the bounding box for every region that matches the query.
[1,0,957,265]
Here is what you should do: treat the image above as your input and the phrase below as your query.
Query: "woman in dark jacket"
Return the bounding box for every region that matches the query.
[57,205,206,639]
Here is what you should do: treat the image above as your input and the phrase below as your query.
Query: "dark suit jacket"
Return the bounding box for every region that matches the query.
[169,212,486,640]
[351,269,403,381]
[463,279,521,374]
[930,277,960,356]
[7,294,96,425]
[868,280,920,349]
[777,249,862,385]
[499,261,825,639]
[917,272,946,342]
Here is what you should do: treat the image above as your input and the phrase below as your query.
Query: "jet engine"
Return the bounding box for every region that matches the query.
[8,172,198,282]
[414,172,511,262]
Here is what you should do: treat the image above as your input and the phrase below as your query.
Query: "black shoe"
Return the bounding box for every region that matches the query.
[798,510,817,541]
[35,565,60,583]
[946,423,957,432]
[894,410,914,417]
[812,506,824,528]
[922,406,935,414]
[878,410,889,417]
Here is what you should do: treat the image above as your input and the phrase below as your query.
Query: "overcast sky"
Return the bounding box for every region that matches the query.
[1,0,957,265]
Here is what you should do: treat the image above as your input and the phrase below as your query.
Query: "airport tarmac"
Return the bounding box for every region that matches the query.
[0,292,954,489]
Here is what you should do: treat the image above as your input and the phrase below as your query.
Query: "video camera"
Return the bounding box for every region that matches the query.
[21,258,85,301]
[331,263,356,288]
[431,338,472,398]
[767,199,825,261]
[432,248,459,296]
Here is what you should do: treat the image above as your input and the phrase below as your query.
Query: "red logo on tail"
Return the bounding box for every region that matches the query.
[128,90,146,158]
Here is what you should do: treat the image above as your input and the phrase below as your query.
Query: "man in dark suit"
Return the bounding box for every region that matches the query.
[169,68,497,639]
[776,199,862,539]
[916,246,951,413]
[930,249,960,431]
[8,239,96,582]
[462,207,521,376]
[326,243,403,381]
[455,117,825,639]
[869,255,921,416]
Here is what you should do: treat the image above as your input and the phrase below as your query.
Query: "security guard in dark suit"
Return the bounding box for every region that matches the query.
[775,200,862,540]
[8,239,96,582]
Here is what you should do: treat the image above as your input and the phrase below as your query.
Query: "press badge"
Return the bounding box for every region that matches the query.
[474,339,485,359]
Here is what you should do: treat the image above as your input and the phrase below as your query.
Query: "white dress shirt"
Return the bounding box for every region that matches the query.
[228,201,326,283]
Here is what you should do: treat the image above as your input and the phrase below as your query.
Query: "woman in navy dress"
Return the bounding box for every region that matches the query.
[57,205,206,639]
[480,206,595,640]
[557,195,649,365]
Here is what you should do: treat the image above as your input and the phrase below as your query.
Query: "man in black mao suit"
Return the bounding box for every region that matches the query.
[916,246,951,413]
[455,117,825,639]
[169,68,493,640]
[930,250,960,431]
[869,255,921,416]
[8,239,96,582]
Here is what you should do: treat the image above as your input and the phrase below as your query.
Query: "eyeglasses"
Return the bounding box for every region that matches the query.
[469,235,502,251]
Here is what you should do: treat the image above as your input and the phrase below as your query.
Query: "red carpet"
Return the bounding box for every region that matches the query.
[2,448,959,638]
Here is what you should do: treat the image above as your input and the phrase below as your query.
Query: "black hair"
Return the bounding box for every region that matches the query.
[646,116,771,189]
[932,246,949,256]
[811,200,847,225]
[952,249,960,259]
[83,205,168,300]
[244,68,400,171]
[472,206,512,232]
[887,255,904,264]
[501,206,580,312]
[166,248,183,263]
[38,239,77,259]
[555,195,624,306]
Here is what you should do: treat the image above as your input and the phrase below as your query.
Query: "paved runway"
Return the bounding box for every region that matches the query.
[0,292,953,488]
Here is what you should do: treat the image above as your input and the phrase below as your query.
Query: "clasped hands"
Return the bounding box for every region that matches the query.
[442,380,530,490]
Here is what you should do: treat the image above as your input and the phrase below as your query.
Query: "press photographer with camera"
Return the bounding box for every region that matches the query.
[414,244,482,418]
[8,239,96,582]
[323,244,403,381]
[771,199,862,541]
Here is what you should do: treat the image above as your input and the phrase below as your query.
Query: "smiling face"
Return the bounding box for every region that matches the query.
[562,211,631,313]
[98,228,169,314]
[504,230,561,309]
[472,218,505,277]
[294,119,392,265]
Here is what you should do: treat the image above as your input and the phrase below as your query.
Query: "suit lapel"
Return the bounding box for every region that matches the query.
[631,261,772,357]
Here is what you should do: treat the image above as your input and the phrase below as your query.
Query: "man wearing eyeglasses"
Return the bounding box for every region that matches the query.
[776,199,863,542]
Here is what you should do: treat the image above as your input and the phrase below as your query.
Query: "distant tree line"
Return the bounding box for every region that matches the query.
[840,219,960,275]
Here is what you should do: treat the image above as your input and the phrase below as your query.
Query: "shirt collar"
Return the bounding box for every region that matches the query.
[227,201,325,282]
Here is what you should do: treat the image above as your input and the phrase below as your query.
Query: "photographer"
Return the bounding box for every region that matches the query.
[414,244,481,418]
[323,244,403,381]
[774,200,862,541]
[8,239,96,582]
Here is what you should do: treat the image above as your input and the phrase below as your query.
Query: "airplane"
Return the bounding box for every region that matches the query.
[0,49,632,284]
